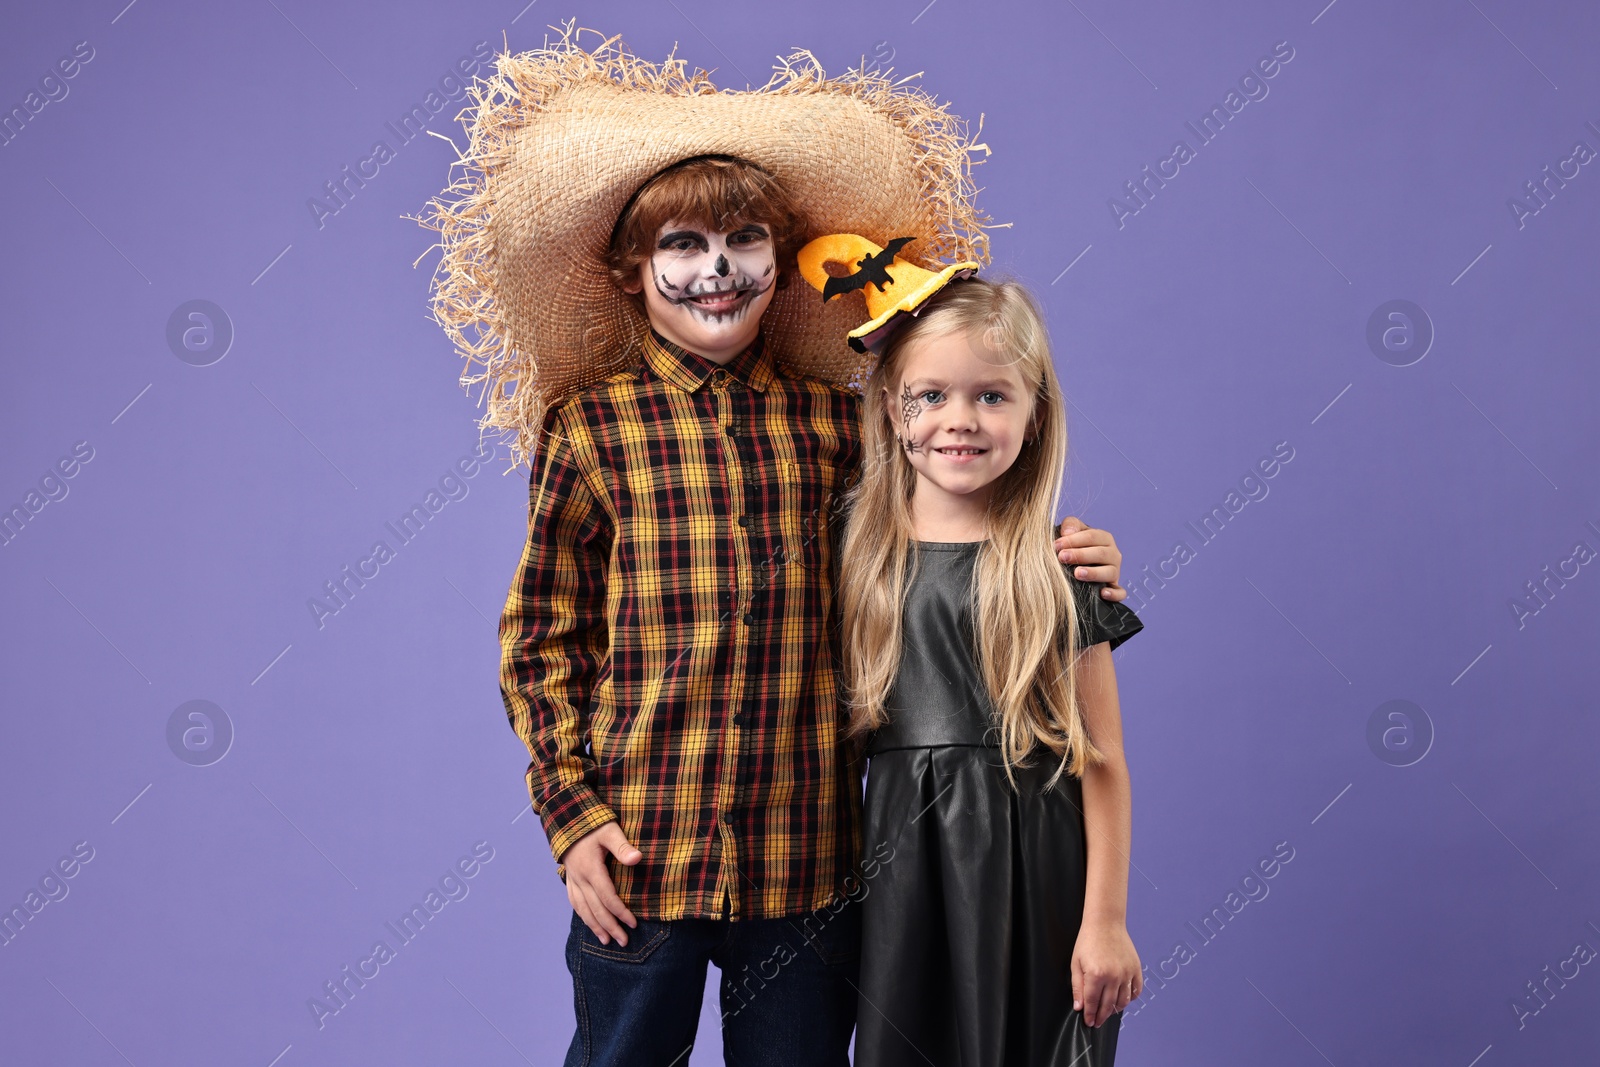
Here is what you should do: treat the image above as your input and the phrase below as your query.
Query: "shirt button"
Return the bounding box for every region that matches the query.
[737,515,749,527]
[742,613,754,625]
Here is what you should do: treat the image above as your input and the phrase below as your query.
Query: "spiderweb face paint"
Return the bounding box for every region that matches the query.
[898,382,924,454]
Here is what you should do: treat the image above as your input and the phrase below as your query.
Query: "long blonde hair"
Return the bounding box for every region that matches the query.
[838,276,1105,785]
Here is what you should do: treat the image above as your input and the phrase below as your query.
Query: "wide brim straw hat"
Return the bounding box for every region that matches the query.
[412,20,997,468]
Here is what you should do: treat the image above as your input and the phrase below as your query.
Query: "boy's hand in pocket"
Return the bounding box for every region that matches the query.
[561,820,642,945]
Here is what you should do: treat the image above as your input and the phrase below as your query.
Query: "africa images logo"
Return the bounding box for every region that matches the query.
[1107,40,1296,229]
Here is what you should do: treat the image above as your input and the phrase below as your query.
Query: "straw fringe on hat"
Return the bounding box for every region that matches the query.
[411,20,999,469]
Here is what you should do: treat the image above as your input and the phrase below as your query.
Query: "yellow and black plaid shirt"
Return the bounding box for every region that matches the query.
[500,327,864,921]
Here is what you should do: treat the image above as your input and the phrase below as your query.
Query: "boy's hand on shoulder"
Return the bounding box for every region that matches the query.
[561,821,643,946]
[1055,516,1127,602]
[1071,919,1142,1027]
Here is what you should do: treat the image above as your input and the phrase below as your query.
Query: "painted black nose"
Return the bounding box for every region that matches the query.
[714,254,730,276]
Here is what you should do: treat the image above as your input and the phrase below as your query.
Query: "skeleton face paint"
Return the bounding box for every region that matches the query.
[639,219,777,360]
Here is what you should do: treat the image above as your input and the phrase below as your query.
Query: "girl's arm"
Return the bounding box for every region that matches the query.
[1072,642,1143,1027]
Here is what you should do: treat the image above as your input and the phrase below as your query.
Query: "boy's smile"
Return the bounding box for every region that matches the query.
[674,279,758,317]
[626,219,778,363]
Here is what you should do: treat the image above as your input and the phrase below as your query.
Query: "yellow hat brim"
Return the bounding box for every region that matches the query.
[846,261,980,353]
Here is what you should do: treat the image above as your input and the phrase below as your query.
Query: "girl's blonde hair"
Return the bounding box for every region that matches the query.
[838,276,1105,785]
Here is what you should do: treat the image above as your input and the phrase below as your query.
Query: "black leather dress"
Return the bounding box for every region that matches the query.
[854,540,1144,1067]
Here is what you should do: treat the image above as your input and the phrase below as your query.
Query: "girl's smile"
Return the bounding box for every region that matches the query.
[932,443,989,461]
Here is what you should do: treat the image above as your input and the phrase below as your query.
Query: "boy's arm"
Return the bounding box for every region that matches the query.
[500,412,617,870]
[1055,516,1126,601]
[1072,642,1143,1026]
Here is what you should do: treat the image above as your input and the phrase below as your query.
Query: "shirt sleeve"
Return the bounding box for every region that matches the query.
[1065,565,1144,652]
[499,407,618,868]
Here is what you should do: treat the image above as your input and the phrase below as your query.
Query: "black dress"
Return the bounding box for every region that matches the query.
[854,540,1144,1067]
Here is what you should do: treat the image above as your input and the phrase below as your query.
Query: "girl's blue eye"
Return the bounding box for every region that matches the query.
[920,390,943,404]
[979,391,1005,405]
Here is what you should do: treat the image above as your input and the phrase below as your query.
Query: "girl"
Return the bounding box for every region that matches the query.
[835,269,1145,1066]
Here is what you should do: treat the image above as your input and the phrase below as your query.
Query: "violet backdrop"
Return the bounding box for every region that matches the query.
[2,1,1597,1064]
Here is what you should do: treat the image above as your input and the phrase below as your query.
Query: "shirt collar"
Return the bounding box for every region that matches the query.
[643,327,775,394]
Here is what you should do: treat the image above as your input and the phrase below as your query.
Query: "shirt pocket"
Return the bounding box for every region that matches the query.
[776,459,846,578]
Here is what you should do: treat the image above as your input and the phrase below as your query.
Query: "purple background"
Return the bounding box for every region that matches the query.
[3,1,1597,1064]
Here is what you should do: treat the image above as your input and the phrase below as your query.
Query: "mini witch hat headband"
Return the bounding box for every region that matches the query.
[797,233,979,354]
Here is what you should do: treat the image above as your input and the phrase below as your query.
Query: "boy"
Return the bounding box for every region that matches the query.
[420,29,1127,1066]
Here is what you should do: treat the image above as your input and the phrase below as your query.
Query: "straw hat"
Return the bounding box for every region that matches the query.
[412,20,997,468]
[797,233,979,354]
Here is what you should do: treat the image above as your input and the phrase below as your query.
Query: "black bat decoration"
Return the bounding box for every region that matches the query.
[821,236,916,302]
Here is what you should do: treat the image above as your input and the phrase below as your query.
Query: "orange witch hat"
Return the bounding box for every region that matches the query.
[797,233,979,354]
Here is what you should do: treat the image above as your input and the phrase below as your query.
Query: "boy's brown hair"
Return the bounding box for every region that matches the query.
[606,154,810,311]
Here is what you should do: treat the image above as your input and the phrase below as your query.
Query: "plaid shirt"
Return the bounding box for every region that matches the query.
[500,326,864,921]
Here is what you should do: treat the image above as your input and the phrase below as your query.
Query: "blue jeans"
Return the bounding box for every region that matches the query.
[562,898,861,1067]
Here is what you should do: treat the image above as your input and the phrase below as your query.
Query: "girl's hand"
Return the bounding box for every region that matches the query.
[1054,517,1127,602]
[1072,920,1142,1027]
